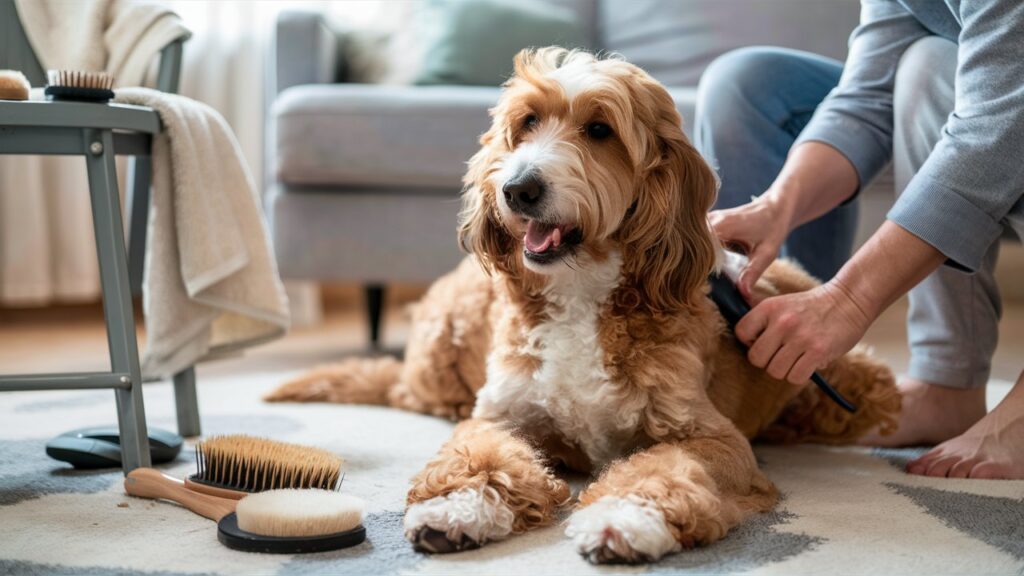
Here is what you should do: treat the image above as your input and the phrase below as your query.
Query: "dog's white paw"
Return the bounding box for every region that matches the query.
[404,486,515,553]
[566,495,680,564]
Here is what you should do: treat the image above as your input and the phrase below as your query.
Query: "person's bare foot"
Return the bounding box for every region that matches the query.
[906,373,1024,479]
[859,378,986,447]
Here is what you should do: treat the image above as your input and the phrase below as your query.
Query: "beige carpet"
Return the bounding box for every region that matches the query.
[1,365,1022,576]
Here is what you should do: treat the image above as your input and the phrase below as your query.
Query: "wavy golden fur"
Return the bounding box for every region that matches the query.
[267,48,900,564]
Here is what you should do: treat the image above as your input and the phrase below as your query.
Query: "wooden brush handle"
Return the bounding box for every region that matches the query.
[125,468,237,521]
[184,477,247,500]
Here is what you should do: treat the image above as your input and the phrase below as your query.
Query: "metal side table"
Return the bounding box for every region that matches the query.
[0,98,198,472]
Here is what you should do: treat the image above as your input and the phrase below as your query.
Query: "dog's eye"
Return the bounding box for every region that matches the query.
[523,114,539,130]
[586,122,612,140]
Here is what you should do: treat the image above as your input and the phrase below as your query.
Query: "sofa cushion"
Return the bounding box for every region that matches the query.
[274,83,700,189]
[415,0,589,86]
[599,0,860,87]
[274,83,500,189]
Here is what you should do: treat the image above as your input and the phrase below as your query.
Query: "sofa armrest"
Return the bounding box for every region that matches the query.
[271,10,342,96]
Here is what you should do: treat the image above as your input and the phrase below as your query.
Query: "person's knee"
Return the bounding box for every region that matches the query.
[698,47,794,120]
[894,37,957,124]
[893,37,957,173]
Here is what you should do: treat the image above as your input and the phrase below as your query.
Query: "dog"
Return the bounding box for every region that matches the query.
[266,48,900,564]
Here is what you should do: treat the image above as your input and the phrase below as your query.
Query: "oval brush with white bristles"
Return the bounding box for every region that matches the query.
[218,489,366,553]
[123,471,366,553]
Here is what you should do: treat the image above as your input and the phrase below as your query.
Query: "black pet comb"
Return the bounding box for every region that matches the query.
[708,272,857,413]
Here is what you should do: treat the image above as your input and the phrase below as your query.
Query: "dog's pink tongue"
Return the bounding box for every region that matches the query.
[525,220,559,253]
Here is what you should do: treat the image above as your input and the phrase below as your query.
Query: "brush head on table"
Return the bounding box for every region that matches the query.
[45,70,114,102]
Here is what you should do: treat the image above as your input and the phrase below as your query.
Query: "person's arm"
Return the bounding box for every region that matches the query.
[736,221,945,384]
[712,0,931,297]
[710,143,858,299]
[886,1,1024,272]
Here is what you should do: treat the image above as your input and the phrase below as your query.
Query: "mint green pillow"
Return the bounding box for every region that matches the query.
[415,0,587,86]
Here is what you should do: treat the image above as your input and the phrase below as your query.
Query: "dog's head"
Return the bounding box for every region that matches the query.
[459,48,719,312]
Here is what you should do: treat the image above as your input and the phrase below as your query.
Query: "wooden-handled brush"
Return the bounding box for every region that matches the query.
[125,467,236,521]
[183,435,344,499]
[124,435,365,553]
[124,434,344,504]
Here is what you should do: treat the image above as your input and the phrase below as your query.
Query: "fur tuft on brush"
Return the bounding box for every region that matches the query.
[0,70,30,101]
[235,489,364,538]
[193,435,344,494]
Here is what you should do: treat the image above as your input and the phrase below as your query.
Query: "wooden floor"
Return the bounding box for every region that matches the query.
[0,287,1021,386]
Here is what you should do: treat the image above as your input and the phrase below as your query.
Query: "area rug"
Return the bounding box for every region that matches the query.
[1,369,1022,576]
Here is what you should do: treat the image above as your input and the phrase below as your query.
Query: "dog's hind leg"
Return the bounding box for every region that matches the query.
[758,345,901,444]
[738,259,902,443]
[567,427,777,564]
[404,418,570,553]
[264,257,492,419]
[264,356,403,405]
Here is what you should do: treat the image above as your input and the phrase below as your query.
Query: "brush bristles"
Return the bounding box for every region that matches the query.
[46,70,114,90]
[194,435,344,493]
[236,489,364,537]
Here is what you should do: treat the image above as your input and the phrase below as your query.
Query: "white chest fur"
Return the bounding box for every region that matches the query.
[473,252,646,467]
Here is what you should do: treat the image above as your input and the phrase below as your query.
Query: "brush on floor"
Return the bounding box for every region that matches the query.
[185,435,344,498]
[124,435,365,553]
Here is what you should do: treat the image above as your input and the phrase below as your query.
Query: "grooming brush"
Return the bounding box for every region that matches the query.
[0,70,30,100]
[124,467,237,521]
[44,70,114,103]
[124,470,366,553]
[184,435,345,499]
[218,489,366,554]
[708,271,858,412]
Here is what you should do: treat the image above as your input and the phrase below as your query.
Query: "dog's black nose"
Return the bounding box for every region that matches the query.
[503,173,545,207]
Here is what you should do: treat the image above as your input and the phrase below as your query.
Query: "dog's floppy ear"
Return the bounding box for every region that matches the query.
[616,85,718,313]
[458,129,515,274]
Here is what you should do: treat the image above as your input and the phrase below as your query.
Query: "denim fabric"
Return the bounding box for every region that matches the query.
[694,46,856,282]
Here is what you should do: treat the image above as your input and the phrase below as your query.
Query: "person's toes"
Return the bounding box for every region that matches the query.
[923,455,960,477]
[906,450,941,475]
[947,458,980,478]
[967,461,1007,480]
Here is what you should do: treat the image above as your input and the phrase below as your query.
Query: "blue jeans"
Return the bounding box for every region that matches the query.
[694,47,857,282]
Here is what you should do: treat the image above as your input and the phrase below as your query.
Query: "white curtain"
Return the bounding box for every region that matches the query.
[0,0,395,308]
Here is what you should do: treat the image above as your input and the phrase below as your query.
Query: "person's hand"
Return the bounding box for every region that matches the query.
[735,280,872,384]
[708,195,792,300]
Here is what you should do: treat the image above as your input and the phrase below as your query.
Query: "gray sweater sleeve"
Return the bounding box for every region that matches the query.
[795,0,929,188]
[798,0,1024,272]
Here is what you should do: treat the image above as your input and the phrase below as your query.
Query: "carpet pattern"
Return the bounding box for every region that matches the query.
[1,371,1022,575]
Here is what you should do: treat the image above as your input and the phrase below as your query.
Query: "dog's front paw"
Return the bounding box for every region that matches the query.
[566,495,680,564]
[404,486,515,553]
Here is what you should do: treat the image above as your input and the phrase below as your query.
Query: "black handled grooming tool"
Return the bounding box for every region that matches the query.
[708,272,857,413]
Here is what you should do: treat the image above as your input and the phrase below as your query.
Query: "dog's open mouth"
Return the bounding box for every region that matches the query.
[523,219,583,264]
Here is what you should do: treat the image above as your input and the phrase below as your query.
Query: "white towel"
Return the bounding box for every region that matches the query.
[14,1,291,377]
[13,0,190,88]
[115,88,290,378]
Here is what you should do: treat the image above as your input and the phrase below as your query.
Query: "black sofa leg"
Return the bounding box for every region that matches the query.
[365,284,385,350]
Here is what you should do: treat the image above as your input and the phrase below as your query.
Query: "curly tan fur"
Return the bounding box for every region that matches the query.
[407,419,571,532]
[578,432,778,548]
[265,48,900,563]
[264,356,402,404]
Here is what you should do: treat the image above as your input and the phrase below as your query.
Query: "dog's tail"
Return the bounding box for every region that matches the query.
[264,357,402,405]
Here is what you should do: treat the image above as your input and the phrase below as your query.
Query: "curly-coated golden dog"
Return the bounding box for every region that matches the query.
[267,48,899,564]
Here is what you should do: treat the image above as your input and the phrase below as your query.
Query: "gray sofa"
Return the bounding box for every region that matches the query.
[267,0,862,345]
